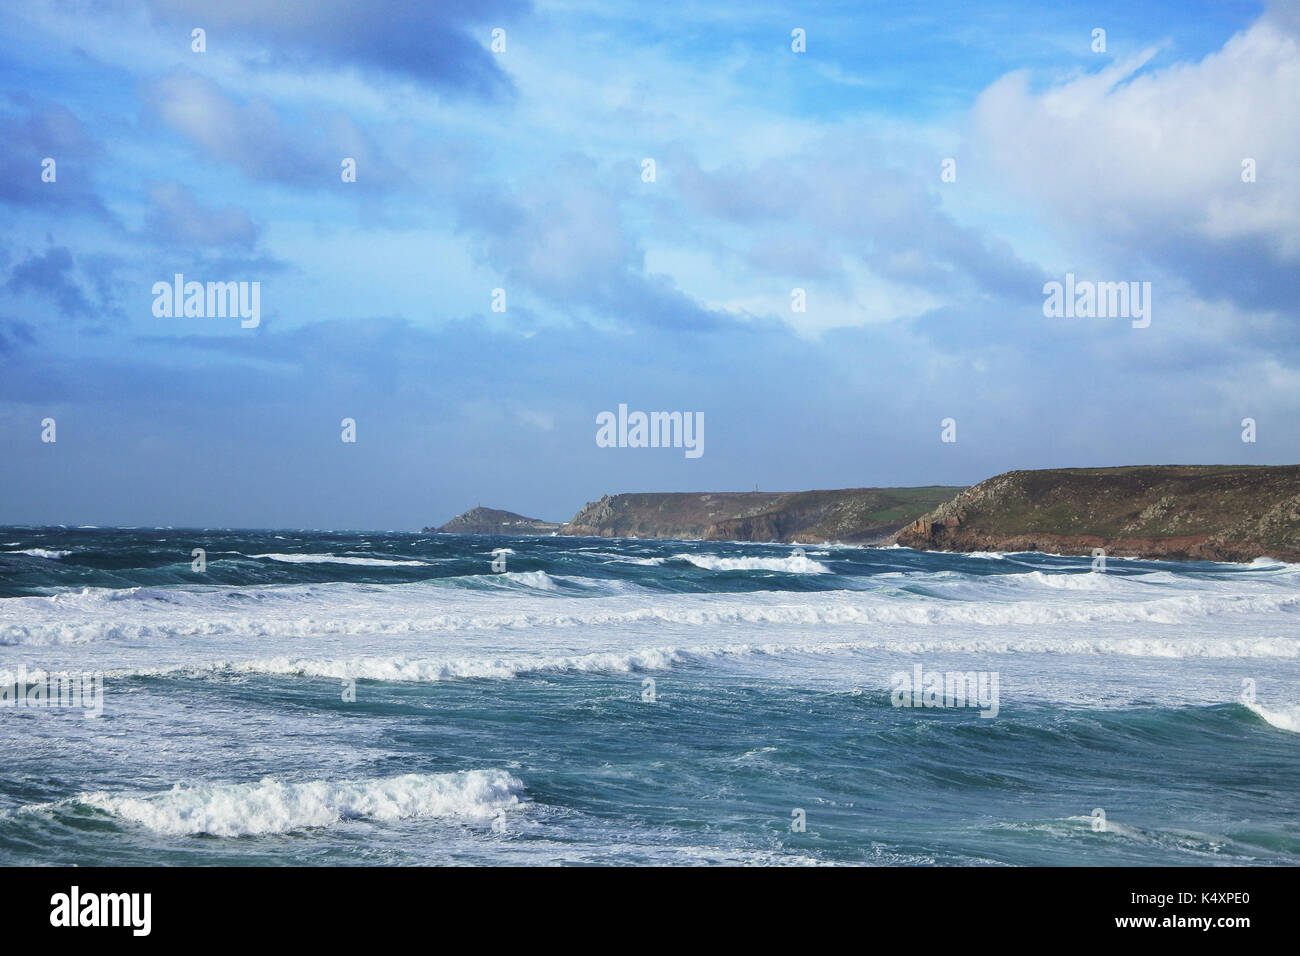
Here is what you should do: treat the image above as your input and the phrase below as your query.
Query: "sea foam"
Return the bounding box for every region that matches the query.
[3,577,1299,647]
[1245,700,1300,733]
[79,769,525,836]
[249,553,428,567]
[3,549,72,560]
[671,553,831,573]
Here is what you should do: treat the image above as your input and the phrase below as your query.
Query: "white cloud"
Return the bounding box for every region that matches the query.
[972,15,1300,259]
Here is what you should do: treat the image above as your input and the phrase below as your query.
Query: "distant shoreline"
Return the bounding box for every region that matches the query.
[428,464,1300,564]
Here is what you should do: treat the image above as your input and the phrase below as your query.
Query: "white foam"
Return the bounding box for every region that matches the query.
[4,549,71,560]
[1245,700,1300,733]
[107,634,1300,690]
[79,769,524,836]
[209,646,691,682]
[968,568,1184,590]
[249,553,427,567]
[1246,556,1293,570]
[3,576,1300,648]
[486,570,561,590]
[671,553,831,573]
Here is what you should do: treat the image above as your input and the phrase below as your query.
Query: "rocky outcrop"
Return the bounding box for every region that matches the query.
[562,487,964,543]
[563,492,786,540]
[892,465,1300,562]
[425,507,562,535]
[433,488,963,543]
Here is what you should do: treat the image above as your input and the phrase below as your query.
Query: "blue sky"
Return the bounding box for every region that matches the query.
[1,0,1296,528]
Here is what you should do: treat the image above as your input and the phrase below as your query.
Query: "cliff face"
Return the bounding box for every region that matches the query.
[424,507,562,535]
[892,465,1300,562]
[564,492,784,540]
[563,487,964,543]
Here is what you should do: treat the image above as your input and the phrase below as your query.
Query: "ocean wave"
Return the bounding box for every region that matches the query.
[248,553,428,567]
[1026,816,1233,855]
[76,769,524,836]
[582,551,664,565]
[1243,556,1296,570]
[97,633,1300,690]
[3,580,1299,647]
[482,570,562,590]
[2,549,72,560]
[670,553,831,573]
[1244,700,1300,733]
[215,646,690,682]
[1010,570,1114,589]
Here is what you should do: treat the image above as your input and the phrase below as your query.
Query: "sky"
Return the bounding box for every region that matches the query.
[0,0,1296,529]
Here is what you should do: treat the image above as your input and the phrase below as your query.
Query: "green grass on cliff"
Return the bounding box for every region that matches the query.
[905,465,1300,560]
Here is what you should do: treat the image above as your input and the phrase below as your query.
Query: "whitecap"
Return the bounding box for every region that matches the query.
[671,553,831,573]
[78,769,524,836]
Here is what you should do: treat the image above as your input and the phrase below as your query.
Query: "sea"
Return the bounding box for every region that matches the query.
[0,528,1296,865]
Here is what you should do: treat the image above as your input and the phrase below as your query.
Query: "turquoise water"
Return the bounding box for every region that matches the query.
[1,529,1297,864]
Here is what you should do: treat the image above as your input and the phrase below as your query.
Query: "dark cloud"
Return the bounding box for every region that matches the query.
[139,69,318,184]
[5,246,96,318]
[1105,231,1300,319]
[0,318,36,356]
[142,181,260,249]
[0,97,109,218]
[143,0,527,99]
[140,69,403,190]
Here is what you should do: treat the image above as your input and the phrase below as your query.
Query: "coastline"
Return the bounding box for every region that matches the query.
[428,464,1300,565]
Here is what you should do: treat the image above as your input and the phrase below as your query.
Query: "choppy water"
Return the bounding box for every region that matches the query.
[1,528,1296,865]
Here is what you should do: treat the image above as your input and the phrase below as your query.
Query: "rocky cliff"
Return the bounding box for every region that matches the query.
[562,487,964,543]
[892,465,1300,562]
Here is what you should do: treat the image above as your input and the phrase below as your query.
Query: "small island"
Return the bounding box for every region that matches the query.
[422,507,563,536]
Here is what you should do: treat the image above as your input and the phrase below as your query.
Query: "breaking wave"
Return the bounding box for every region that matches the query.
[86,633,1300,690]
[2,549,72,560]
[249,553,428,567]
[1244,700,1300,733]
[670,553,831,573]
[3,577,1299,647]
[76,769,525,836]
